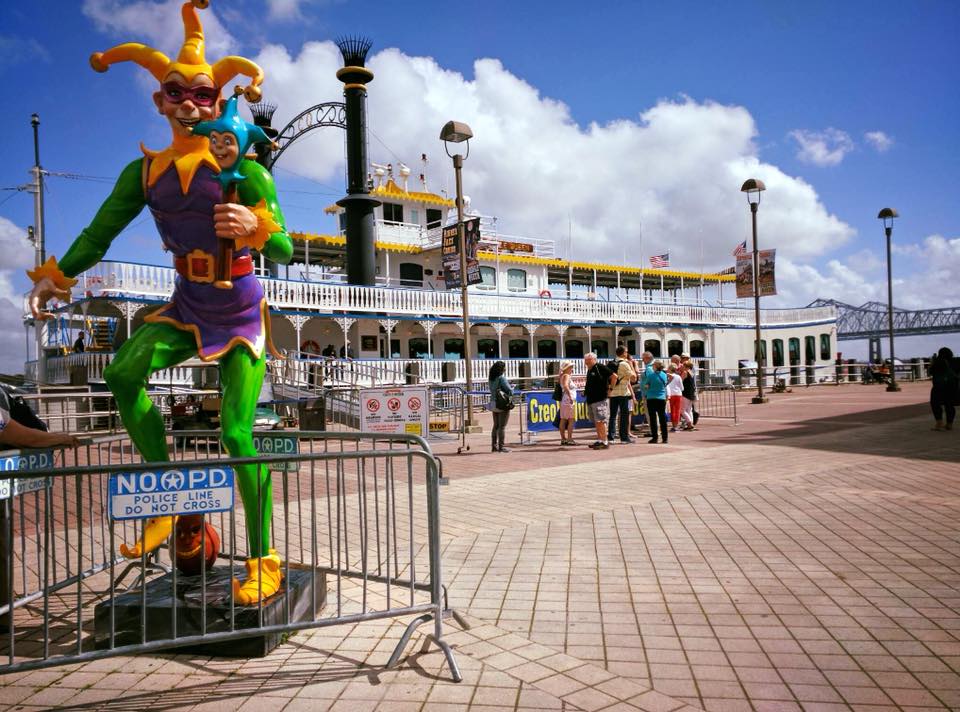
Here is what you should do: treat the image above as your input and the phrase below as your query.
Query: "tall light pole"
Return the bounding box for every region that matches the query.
[741,178,767,404]
[30,113,47,383]
[440,120,480,430]
[878,207,900,392]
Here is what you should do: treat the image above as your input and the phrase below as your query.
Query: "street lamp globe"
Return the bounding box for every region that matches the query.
[440,120,473,158]
[740,178,766,206]
[877,207,898,230]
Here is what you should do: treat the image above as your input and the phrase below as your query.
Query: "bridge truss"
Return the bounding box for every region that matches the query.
[810,299,960,340]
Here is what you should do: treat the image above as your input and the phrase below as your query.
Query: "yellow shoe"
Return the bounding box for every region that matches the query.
[120,516,176,559]
[232,550,283,605]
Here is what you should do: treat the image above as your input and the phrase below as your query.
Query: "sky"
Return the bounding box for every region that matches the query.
[1,0,958,371]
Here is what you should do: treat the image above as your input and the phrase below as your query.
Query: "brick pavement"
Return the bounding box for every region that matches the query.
[1,382,958,711]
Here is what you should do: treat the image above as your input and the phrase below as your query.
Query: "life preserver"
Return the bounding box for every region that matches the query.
[300,339,321,356]
[539,289,552,299]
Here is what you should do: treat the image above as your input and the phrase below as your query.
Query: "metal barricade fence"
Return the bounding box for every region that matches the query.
[694,385,739,423]
[0,431,460,681]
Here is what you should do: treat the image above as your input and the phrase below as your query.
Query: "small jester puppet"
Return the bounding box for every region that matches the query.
[27,1,292,604]
[191,90,279,289]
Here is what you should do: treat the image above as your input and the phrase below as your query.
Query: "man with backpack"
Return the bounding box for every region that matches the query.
[607,346,638,444]
[584,352,616,449]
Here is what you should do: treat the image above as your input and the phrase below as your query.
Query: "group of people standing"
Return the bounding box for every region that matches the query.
[487,348,702,452]
[578,349,700,449]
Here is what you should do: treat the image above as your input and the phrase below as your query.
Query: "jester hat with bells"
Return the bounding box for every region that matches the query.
[89,1,264,103]
[88,1,265,193]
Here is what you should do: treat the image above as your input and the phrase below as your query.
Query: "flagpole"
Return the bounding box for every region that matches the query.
[638,221,644,301]
[699,238,704,305]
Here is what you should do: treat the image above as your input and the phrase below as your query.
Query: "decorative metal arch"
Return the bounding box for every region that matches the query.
[266,102,347,169]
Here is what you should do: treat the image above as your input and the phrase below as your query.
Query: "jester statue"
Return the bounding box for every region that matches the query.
[27,1,291,604]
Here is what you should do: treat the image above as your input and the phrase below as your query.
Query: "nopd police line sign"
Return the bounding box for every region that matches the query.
[109,467,234,521]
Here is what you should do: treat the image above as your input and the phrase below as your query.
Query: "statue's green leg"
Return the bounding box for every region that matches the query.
[103,322,197,557]
[220,346,283,604]
[104,322,198,461]
[218,345,271,558]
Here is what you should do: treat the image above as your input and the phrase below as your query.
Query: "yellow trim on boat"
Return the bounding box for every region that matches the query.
[324,178,455,214]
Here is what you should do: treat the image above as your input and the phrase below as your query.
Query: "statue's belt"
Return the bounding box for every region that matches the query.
[174,251,253,283]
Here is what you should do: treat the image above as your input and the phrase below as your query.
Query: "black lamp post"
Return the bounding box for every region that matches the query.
[335,37,379,286]
[741,178,767,404]
[878,207,900,392]
[440,120,480,430]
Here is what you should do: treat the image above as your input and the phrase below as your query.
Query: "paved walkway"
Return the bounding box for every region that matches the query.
[2,383,958,711]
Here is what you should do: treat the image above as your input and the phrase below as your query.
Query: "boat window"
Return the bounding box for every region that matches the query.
[644,339,661,357]
[426,208,443,229]
[537,339,557,358]
[508,339,529,358]
[789,337,800,364]
[755,339,767,362]
[820,333,831,361]
[507,268,527,292]
[772,339,784,367]
[443,338,464,359]
[564,340,584,358]
[409,209,420,225]
[408,338,429,359]
[477,339,499,358]
[399,263,423,287]
[667,340,684,357]
[805,335,816,364]
[689,340,705,358]
[591,340,609,358]
[382,202,404,223]
[478,266,497,290]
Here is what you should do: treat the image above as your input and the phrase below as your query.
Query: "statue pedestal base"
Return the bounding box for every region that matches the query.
[94,563,326,657]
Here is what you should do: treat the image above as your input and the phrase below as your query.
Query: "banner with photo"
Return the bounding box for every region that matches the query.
[735,253,754,299]
[734,249,777,298]
[442,217,482,289]
[757,248,777,297]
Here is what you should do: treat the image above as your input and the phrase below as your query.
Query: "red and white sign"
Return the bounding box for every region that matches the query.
[360,386,429,437]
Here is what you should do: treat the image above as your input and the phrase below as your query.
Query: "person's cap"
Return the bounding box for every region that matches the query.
[559,360,574,372]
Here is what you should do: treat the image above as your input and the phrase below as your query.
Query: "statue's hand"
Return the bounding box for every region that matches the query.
[29,277,71,321]
[214,203,257,241]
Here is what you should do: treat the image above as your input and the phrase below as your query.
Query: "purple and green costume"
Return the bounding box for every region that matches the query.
[56,153,292,558]
[144,162,275,360]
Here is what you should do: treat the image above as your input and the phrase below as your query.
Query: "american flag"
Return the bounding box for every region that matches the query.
[733,240,748,257]
[649,253,670,268]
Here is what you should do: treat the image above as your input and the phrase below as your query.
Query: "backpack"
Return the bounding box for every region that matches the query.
[0,386,48,432]
[607,359,622,385]
[552,382,563,401]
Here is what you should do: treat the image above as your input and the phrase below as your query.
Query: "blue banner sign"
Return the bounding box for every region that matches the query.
[525,391,646,433]
[0,450,54,500]
[109,467,234,520]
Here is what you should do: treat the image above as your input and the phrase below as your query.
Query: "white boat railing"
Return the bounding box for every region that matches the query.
[75,261,836,328]
[33,354,722,389]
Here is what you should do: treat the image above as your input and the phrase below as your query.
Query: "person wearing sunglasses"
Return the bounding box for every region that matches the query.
[26,1,292,606]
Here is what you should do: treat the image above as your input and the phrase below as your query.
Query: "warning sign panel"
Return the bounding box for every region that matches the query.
[360,386,429,437]
[109,467,234,520]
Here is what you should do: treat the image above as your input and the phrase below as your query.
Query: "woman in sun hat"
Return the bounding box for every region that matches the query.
[558,360,578,445]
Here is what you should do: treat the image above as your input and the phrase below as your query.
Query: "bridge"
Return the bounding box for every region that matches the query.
[810,299,960,340]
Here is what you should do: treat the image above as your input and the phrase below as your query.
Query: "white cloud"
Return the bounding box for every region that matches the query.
[0,217,38,374]
[81,0,237,59]
[255,44,855,276]
[266,0,312,21]
[864,130,893,153]
[789,128,854,167]
[769,234,960,311]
